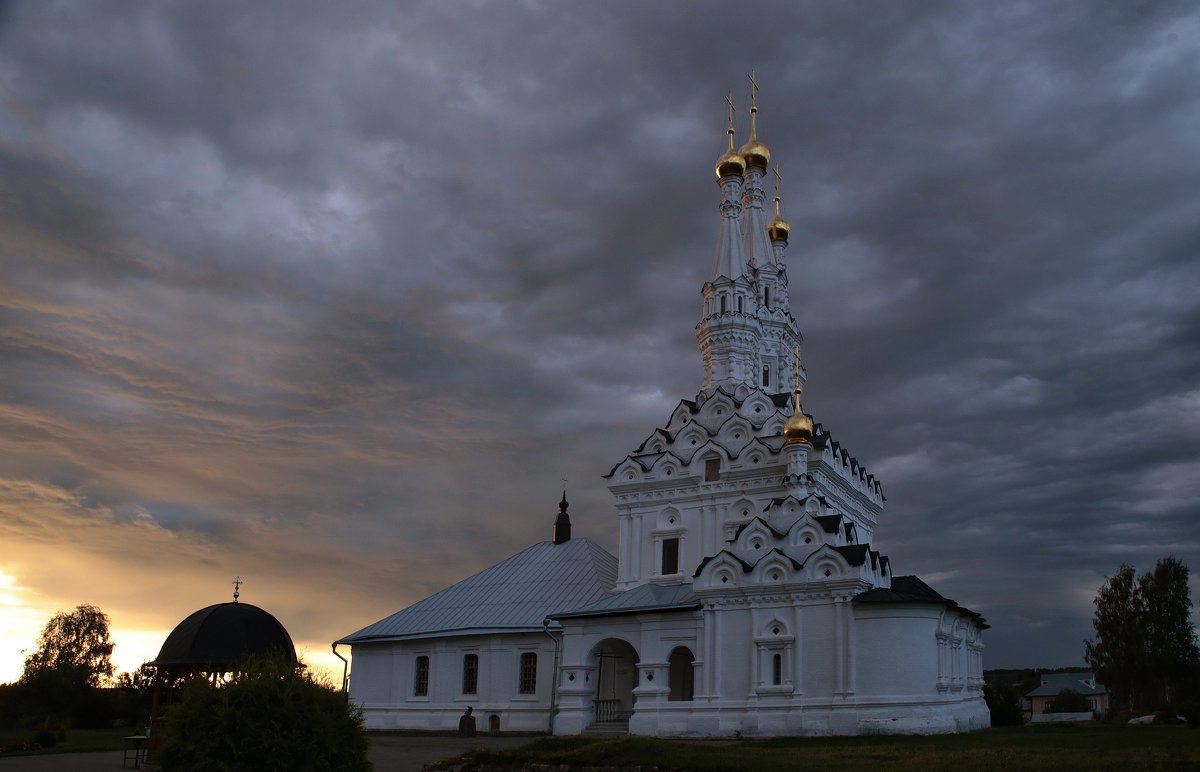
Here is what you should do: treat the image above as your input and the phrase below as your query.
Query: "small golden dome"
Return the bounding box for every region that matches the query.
[783,389,813,446]
[716,149,746,179]
[768,215,791,243]
[739,139,771,170]
[768,193,789,242]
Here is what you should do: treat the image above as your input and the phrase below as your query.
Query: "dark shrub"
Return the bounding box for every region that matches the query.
[30,730,56,748]
[983,682,1024,726]
[157,661,368,772]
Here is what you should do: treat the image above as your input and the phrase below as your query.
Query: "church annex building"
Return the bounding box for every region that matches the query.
[335,87,990,737]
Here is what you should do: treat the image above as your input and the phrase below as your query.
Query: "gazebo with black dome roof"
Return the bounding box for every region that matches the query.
[150,600,297,676]
[146,580,298,753]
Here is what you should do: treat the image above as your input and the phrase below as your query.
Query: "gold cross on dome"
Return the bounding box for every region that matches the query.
[561,473,569,491]
[773,164,783,198]
[232,576,244,602]
[748,69,760,108]
[724,91,736,131]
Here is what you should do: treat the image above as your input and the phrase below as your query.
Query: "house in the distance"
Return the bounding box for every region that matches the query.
[1025,672,1109,721]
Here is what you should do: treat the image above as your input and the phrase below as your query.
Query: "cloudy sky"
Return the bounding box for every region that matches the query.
[1,0,1198,684]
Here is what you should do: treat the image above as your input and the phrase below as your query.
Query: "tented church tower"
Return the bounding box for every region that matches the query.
[338,81,990,737]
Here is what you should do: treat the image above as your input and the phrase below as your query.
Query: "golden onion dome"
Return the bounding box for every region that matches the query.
[716,149,746,179]
[783,389,813,446]
[738,139,771,170]
[768,195,790,243]
[768,214,791,243]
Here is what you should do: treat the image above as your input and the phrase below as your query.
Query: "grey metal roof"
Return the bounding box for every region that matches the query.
[337,538,617,644]
[550,582,699,620]
[1025,672,1108,697]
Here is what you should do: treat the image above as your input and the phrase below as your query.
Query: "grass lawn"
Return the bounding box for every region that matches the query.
[468,724,1200,771]
[0,726,136,756]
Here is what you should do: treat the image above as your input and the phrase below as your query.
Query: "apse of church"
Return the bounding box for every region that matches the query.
[338,77,989,737]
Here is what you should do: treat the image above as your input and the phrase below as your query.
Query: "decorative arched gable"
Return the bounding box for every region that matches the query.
[752,549,800,584]
[741,393,775,425]
[608,457,646,483]
[739,437,775,466]
[801,544,852,581]
[693,551,751,589]
[727,497,756,522]
[667,400,696,431]
[714,414,754,451]
[785,512,833,549]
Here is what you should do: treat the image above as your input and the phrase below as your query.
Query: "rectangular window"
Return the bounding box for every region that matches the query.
[662,537,679,576]
[462,653,478,695]
[519,652,537,694]
[762,364,770,388]
[772,653,782,686]
[414,655,429,696]
[704,458,720,482]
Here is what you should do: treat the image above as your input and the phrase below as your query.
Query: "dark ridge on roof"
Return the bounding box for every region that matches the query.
[732,517,787,542]
[694,550,756,577]
[150,602,296,670]
[833,544,870,566]
[815,514,844,533]
[762,547,803,570]
[855,575,989,629]
[769,392,792,407]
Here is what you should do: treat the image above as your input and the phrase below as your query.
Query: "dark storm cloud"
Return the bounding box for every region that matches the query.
[0,0,1197,676]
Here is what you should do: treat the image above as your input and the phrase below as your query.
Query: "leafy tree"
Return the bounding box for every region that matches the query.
[157,659,369,772]
[1139,557,1200,706]
[18,604,115,726]
[1085,564,1143,712]
[1086,558,1200,713]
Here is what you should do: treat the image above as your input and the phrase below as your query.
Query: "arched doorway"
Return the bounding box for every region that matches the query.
[591,638,639,724]
[668,646,694,701]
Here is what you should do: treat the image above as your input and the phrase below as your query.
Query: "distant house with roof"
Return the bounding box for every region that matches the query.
[1025,672,1109,721]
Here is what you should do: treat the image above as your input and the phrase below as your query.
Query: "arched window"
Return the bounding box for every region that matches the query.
[413,655,429,696]
[737,295,744,313]
[755,622,794,694]
[762,364,770,388]
[668,647,695,701]
[720,295,728,313]
[519,652,537,694]
[462,653,478,694]
[764,286,771,308]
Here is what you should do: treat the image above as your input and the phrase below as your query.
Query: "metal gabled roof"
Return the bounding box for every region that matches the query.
[1025,672,1108,697]
[337,537,617,644]
[550,581,699,620]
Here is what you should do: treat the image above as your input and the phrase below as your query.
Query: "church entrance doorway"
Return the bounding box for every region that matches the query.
[590,638,639,724]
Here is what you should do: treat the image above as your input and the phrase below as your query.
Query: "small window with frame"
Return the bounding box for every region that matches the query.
[661,537,680,576]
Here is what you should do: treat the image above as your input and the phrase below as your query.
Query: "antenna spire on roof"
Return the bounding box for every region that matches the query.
[232,576,244,602]
[553,478,572,545]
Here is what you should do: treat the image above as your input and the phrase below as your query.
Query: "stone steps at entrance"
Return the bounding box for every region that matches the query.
[584,719,630,736]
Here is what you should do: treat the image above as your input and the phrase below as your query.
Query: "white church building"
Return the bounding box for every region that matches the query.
[336,89,990,737]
